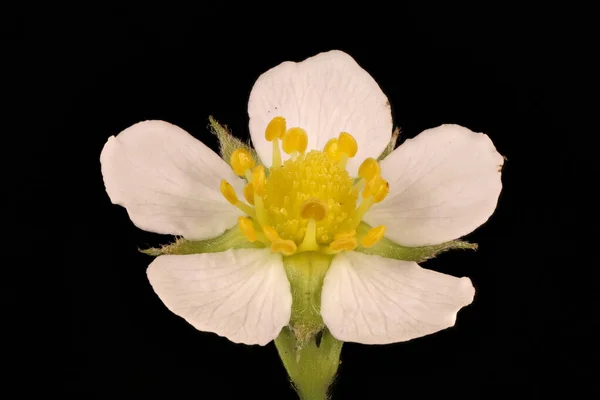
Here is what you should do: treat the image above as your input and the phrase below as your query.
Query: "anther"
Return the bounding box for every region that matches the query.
[220,179,256,218]
[271,239,297,256]
[371,178,390,203]
[362,175,389,203]
[252,165,266,197]
[220,180,238,205]
[360,225,386,248]
[238,216,257,242]
[243,183,255,205]
[265,117,286,141]
[330,237,358,252]
[324,138,341,161]
[358,158,380,182]
[262,225,280,243]
[282,127,308,154]
[265,117,286,167]
[334,229,357,240]
[230,149,256,176]
[299,198,328,221]
[338,132,358,158]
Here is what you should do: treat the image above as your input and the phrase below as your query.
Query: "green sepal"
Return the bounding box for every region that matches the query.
[377,126,400,161]
[354,222,478,262]
[275,327,343,400]
[208,116,263,170]
[139,225,264,256]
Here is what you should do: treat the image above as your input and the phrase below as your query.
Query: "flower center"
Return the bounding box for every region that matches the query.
[220,116,390,256]
[264,151,356,245]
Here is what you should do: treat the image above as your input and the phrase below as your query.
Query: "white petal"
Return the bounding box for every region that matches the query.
[364,124,504,246]
[101,120,245,240]
[321,251,474,345]
[147,249,292,345]
[248,50,392,176]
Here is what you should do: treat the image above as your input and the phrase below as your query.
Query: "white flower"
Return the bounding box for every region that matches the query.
[100,50,503,346]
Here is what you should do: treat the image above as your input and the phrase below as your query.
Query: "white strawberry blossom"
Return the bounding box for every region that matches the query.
[101,50,503,346]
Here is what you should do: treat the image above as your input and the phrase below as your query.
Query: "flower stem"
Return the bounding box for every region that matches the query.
[275,327,343,400]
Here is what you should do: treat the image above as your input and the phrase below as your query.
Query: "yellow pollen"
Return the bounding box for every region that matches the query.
[363,175,390,203]
[265,116,286,141]
[330,237,358,252]
[220,179,256,218]
[282,127,308,154]
[252,165,266,197]
[264,150,357,247]
[263,225,280,242]
[265,117,286,167]
[324,138,341,161]
[271,239,297,256]
[230,149,255,176]
[361,225,386,248]
[358,158,380,181]
[243,183,255,205]
[220,180,238,205]
[299,198,328,221]
[221,118,391,255]
[338,132,358,158]
[372,178,390,203]
[334,229,356,240]
[238,217,257,242]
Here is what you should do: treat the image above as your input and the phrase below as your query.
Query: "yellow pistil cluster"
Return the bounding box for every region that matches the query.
[219,116,389,256]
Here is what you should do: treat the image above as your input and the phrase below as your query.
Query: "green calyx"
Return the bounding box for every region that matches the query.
[275,327,342,400]
[209,116,263,174]
[139,225,263,256]
[354,222,478,262]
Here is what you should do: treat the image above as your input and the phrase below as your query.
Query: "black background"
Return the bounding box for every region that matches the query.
[6,6,592,400]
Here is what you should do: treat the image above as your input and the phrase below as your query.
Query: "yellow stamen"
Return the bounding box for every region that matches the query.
[358,158,380,181]
[254,195,269,228]
[266,117,286,167]
[351,178,366,196]
[349,197,374,227]
[272,139,282,167]
[330,237,358,252]
[263,225,280,243]
[337,154,349,169]
[252,165,266,197]
[362,175,389,202]
[324,138,340,161]
[238,217,257,242]
[271,239,297,256]
[282,127,308,154]
[230,149,256,176]
[334,229,357,240]
[371,178,390,203]
[338,132,358,158]
[265,116,286,141]
[243,183,255,205]
[220,180,239,205]
[298,219,319,252]
[220,180,256,218]
[299,198,328,221]
[219,116,392,256]
[360,225,386,248]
